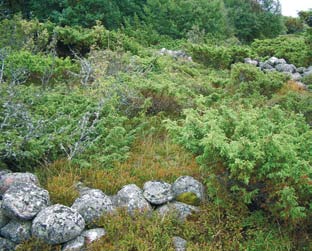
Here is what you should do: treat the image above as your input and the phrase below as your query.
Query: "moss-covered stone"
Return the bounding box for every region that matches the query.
[175,192,200,206]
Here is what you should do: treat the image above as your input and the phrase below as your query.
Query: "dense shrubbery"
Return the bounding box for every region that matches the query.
[189,45,254,69]
[251,36,311,66]
[0,84,138,170]
[167,105,312,221]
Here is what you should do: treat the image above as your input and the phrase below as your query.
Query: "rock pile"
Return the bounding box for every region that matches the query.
[0,170,204,250]
[158,48,192,61]
[244,57,312,86]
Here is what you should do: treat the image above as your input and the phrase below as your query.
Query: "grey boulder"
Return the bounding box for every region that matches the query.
[297,67,306,74]
[71,189,115,226]
[291,72,302,81]
[173,236,187,251]
[0,172,39,195]
[2,182,50,220]
[275,63,296,73]
[260,62,274,70]
[62,236,85,251]
[0,237,16,251]
[115,184,152,214]
[143,181,173,205]
[157,201,199,221]
[172,176,205,204]
[0,220,32,244]
[81,228,106,244]
[32,204,85,245]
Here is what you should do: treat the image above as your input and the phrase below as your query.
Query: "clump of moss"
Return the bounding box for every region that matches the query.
[176,192,201,206]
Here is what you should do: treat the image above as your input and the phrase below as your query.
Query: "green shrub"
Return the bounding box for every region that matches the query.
[167,106,312,221]
[189,45,254,69]
[251,36,311,66]
[230,63,288,98]
[4,50,77,84]
[0,84,138,170]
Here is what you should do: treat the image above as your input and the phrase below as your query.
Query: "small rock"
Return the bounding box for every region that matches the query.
[81,228,106,244]
[71,189,115,226]
[276,58,287,65]
[0,172,39,195]
[244,58,258,66]
[303,69,312,77]
[260,62,274,70]
[173,236,187,251]
[275,63,296,73]
[0,237,16,251]
[0,201,9,228]
[157,201,199,221]
[266,57,279,66]
[291,72,302,81]
[32,204,85,245]
[172,176,205,205]
[0,220,32,244]
[2,182,50,220]
[297,67,306,74]
[62,236,85,251]
[115,184,152,214]
[143,181,173,205]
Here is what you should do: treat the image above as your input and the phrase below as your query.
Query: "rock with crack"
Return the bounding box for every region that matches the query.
[32,204,85,245]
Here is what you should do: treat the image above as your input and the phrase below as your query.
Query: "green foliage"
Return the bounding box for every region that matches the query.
[251,36,311,66]
[167,106,312,221]
[224,0,285,42]
[0,84,138,170]
[4,50,77,84]
[190,45,254,69]
[230,63,287,97]
[284,16,304,34]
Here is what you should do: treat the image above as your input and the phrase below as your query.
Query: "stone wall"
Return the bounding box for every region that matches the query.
[0,170,205,250]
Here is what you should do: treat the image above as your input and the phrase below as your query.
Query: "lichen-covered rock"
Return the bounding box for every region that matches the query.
[0,201,9,228]
[0,237,16,251]
[0,220,32,244]
[157,202,199,221]
[143,181,173,205]
[32,204,85,245]
[173,236,187,251]
[2,182,50,220]
[62,236,85,251]
[0,172,39,195]
[115,184,152,214]
[275,63,296,73]
[81,228,106,244]
[172,176,205,204]
[71,189,115,226]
